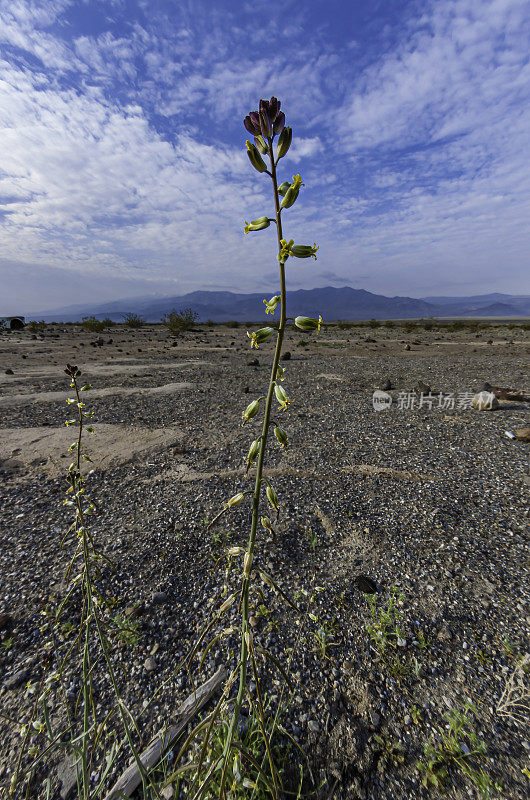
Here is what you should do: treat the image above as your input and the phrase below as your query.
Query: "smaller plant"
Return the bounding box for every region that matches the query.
[102,317,115,328]
[306,528,319,553]
[418,702,499,798]
[383,320,394,328]
[112,613,141,647]
[402,321,417,333]
[223,320,240,328]
[81,315,106,332]
[368,318,380,329]
[162,307,199,335]
[310,616,339,661]
[365,588,405,653]
[496,653,529,724]
[122,312,144,328]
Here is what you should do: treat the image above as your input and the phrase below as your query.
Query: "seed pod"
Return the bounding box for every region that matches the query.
[228,546,245,556]
[226,492,245,507]
[280,173,303,209]
[244,216,271,233]
[242,398,261,423]
[274,424,288,447]
[266,483,279,513]
[274,383,291,410]
[219,594,237,613]
[243,551,252,578]
[277,181,291,196]
[261,515,274,534]
[254,135,269,154]
[246,140,268,173]
[276,126,292,159]
[263,294,281,315]
[294,315,322,332]
[275,364,285,381]
[247,326,274,348]
[246,438,261,468]
[291,243,319,259]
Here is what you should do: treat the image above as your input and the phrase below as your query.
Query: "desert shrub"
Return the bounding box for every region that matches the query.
[162,307,199,334]
[223,319,240,328]
[384,320,395,328]
[27,319,47,333]
[402,321,417,332]
[422,319,434,331]
[368,318,380,328]
[102,317,115,328]
[81,315,105,332]
[122,312,144,328]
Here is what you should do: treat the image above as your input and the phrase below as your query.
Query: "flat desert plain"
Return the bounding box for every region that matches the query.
[0,322,528,799]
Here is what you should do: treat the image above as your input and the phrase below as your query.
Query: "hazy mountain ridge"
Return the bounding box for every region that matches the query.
[28,287,530,322]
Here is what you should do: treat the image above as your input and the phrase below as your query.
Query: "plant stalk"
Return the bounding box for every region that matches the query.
[219,137,286,796]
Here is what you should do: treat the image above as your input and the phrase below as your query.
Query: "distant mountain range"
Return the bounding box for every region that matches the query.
[28,287,530,322]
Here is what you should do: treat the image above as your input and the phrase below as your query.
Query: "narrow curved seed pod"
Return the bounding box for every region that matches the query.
[274,424,288,447]
[244,216,271,233]
[246,140,268,173]
[276,126,292,158]
[294,315,322,332]
[254,135,269,154]
[226,492,246,508]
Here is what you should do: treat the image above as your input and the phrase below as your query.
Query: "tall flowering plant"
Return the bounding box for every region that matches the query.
[208,97,322,796]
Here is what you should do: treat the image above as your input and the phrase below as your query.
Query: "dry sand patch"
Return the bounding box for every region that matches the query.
[0,382,194,407]
[0,423,184,474]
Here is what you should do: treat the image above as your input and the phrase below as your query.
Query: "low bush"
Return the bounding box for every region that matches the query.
[161,307,199,335]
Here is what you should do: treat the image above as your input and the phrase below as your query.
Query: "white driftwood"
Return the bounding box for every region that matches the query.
[104,665,226,800]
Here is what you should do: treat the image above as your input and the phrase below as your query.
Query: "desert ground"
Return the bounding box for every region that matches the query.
[0,320,528,799]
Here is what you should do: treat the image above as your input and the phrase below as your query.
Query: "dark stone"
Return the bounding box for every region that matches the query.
[57,755,81,800]
[354,575,379,594]
[417,381,431,394]
[242,386,249,393]
[152,591,168,604]
[382,379,392,391]
[0,612,14,633]
[5,368,13,375]
[282,351,291,360]
[247,359,259,366]
[4,668,30,690]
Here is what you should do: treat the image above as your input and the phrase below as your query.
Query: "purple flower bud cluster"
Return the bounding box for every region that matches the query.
[244,97,285,138]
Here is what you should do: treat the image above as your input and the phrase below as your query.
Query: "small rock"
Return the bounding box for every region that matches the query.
[5,368,14,374]
[56,756,82,800]
[417,381,431,394]
[247,358,259,367]
[382,379,393,391]
[4,668,29,690]
[513,427,530,442]
[125,603,144,619]
[249,616,259,628]
[308,719,319,733]
[403,344,411,351]
[369,710,381,726]
[0,612,14,633]
[144,657,156,672]
[437,626,452,642]
[472,391,499,411]
[354,575,379,594]
[161,785,175,799]
[282,351,291,360]
[152,591,168,604]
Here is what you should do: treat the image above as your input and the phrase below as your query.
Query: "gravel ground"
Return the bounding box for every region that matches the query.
[0,322,528,799]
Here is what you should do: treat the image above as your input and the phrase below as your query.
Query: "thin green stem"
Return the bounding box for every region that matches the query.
[218,137,286,798]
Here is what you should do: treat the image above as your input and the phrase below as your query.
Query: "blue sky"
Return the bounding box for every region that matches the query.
[1,0,529,312]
